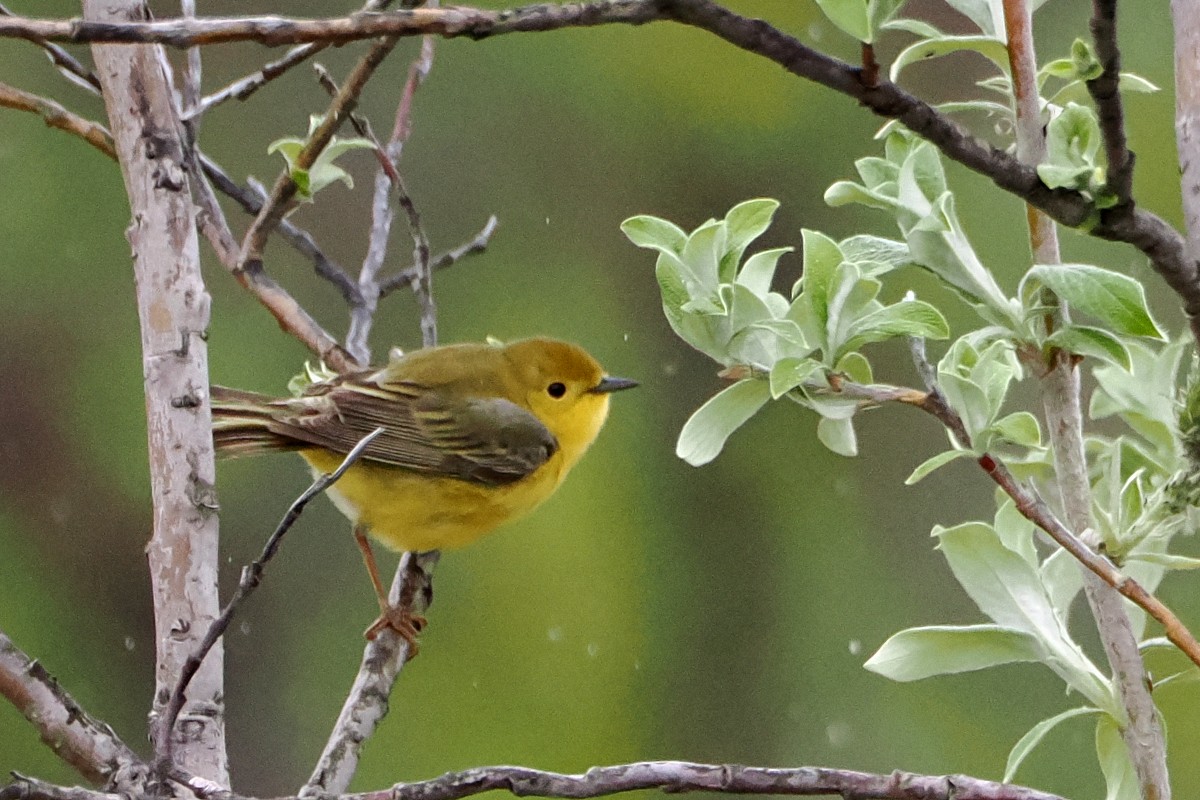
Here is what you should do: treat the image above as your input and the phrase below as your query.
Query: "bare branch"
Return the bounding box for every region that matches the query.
[302,551,438,796]
[0,4,660,47]
[197,157,363,306]
[1172,0,1200,340]
[0,631,144,786]
[368,761,1070,800]
[236,36,399,373]
[191,0,400,117]
[378,215,498,298]
[0,3,101,94]
[84,0,228,781]
[1087,0,1134,207]
[0,82,114,157]
[0,776,121,800]
[158,428,385,770]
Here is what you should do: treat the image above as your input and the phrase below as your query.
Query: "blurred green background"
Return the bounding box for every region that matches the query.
[2,1,1198,798]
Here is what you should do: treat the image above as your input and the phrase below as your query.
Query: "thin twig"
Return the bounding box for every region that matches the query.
[0,631,145,787]
[154,427,385,775]
[378,215,498,298]
[326,30,439,360]
[189,0,399,118]
[1087,0,1133,208]
[0,82,114,157]
[181,0,201,134]
[237,37,400,369]
[0,2,100,94]
[199,160,363,306]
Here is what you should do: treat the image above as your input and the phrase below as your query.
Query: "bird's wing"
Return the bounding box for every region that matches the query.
[273,377,558,486]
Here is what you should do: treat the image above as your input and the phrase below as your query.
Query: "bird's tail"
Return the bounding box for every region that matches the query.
[210,386,304,459]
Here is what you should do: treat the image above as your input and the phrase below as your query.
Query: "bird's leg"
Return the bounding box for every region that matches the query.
[354,526,427,654]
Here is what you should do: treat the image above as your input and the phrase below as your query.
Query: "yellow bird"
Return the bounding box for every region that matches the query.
[210,337,636,648]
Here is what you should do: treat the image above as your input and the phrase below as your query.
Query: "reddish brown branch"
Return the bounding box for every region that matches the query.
[833,362,1200,672]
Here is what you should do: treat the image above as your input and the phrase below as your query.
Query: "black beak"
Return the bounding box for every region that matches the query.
[590,375,639,394]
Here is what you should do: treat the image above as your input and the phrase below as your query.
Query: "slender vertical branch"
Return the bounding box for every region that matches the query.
[1005,1,1169,797]
[82,0,228,782]
[1088,0,1134,207]
[1172,1,1200,343]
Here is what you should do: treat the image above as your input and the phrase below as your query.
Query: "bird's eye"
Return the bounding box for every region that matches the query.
[547,382,567,399]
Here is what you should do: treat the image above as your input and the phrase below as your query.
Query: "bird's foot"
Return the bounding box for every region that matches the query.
[364,604,428,656]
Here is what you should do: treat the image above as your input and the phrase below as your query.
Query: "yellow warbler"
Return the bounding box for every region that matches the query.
[211,337,635,646]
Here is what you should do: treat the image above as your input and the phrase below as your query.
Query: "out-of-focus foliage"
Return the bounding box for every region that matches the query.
[1,2,1198,799]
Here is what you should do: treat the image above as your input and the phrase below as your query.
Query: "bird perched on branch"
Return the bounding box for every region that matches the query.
[210,337,636,652]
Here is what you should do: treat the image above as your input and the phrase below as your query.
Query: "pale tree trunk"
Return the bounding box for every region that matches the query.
[83,0,228,783]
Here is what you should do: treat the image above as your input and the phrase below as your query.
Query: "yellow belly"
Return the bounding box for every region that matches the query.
[299,448,565,552]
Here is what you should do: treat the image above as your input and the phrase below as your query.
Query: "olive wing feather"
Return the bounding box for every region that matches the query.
[281,379,558,486]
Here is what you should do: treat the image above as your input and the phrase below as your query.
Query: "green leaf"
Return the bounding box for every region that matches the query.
[841,298,949,354]
[880,17,941,37]
[935,522,1112,708]
[1039,104,1104,195]
[769,357,822,399]
[890,35,1010,83]
[865,624,1043,682]
[1004,707,1100,782]
[1070,37,1103,81]
[1045,325,1132,369]
[1028,263,1165,339]
[681,220,724,289]
[621,215,688,253]
[989,411,1042,448]
[834,351,873,384]
[1096,715,1139,800]
[937,371,993,442]
[906,449,972,484]
[993,499,1037,567]
[1041,548,1084,626]
[817,415,858,456]
[724,199,780,253]
[824,180,899,213]
[737,247,793,298]
[944,0,1002,36]
[676,379,771,466]
[1119,72,1160,93]
[839,235,912,273]
[814,0,871,42]
[1125,552,1200,570]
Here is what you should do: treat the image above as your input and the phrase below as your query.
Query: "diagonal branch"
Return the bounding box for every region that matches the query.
[828,361,1200,673]
[301,550,438,797]
[190,0,402,118]
[0,631,145,787]
[155,428,384,775]
[378,215,498,298]
[0,82,114,157]
[236,35,399,375]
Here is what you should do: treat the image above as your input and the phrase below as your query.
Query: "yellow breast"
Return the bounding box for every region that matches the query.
[300,448,567,552]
